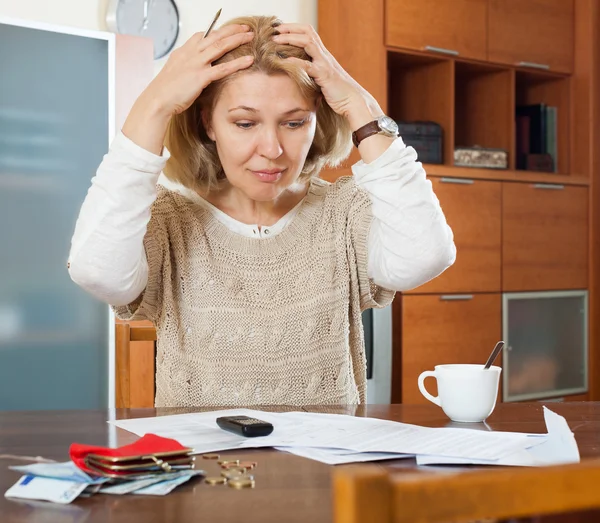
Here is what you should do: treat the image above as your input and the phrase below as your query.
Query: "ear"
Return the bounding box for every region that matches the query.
[201,110,216,141]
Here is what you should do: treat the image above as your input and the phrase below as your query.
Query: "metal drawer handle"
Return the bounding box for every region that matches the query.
[440,295,474,301]
[425,45,459,56]
[533,183,565,190]
[517,61,550,70]
[440,177,474,185]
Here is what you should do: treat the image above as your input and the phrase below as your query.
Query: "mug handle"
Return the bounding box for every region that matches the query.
[417,370,441,406]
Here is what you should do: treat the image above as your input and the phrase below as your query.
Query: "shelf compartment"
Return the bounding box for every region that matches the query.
[387,51,454,164]
[454,61,514,168]
[515,69,570,175]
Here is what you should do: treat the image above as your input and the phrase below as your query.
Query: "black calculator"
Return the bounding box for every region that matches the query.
[216,416,274,437]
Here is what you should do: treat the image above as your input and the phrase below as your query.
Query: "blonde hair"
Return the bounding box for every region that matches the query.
[163,15,353,193]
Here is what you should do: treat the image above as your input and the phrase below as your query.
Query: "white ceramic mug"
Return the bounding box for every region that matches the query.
[417,364,502,422]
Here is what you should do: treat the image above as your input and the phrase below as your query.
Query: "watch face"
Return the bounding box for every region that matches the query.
[116,0,180,59]
[379,116,399,135]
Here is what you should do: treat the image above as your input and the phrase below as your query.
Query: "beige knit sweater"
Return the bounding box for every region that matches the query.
[113,176,395,407]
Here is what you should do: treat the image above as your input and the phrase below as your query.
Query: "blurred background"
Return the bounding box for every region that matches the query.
[0,0,317,411]
[0,0,317,74]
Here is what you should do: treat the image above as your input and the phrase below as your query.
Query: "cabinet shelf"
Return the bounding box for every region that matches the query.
[423,164,588,186]
[320,163,588,187]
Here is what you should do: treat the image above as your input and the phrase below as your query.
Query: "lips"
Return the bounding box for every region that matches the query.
[250,168,285,183]
[254,169,283,174]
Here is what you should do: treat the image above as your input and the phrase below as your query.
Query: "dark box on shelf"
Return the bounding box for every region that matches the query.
[396,121,443,164]
[525,153,554,173]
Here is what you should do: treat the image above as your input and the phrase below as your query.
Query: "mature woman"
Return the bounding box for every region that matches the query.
[68,15,456,407]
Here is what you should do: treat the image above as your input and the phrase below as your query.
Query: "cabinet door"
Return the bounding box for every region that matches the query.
[488,0,574,73]
[502,183,588,291]
[385,0,487,61]
[503,291,587,402]
[400,294,502,404]
[405,177,501,294]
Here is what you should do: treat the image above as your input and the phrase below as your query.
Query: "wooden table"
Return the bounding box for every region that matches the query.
[1,402,599,523]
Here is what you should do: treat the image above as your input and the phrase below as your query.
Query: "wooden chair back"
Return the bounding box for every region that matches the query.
[333,460,600,523]
[115,321,157,408]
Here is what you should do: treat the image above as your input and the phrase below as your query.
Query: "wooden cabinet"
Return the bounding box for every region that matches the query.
[488,0,574,73]
[502,183,588,291]
[399,294,502,404]
[385,0,487,61]
[406,178,501,294]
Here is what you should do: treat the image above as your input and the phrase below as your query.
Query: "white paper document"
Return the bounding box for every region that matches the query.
[109,407,573,466]
[416,407,580,467]
[275,447,412,465]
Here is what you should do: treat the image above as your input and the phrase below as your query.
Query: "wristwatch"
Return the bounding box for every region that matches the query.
[352,115,399,147]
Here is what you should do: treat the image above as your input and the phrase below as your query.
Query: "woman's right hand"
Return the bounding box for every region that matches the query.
[123,24,255,154]
[146,24,255,116]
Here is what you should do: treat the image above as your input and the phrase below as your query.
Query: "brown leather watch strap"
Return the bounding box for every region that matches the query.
[352,120,380,147]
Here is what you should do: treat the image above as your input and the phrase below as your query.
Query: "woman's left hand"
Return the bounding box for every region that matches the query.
[272,24,381,127]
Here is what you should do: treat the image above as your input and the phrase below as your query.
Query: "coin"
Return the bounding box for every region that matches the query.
[222,462,247,471]
[218,459,240,466]
[228,477,255,489]
[238,461,257,470]
[204,476,227,485]
[230,465,250,473]
[222,470,253,481]
[202,453,220,460]
[221,466,245,475]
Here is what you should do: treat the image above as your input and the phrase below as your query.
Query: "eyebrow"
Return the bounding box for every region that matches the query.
[228,106,310,115]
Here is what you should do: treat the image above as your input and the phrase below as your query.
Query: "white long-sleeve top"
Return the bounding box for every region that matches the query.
[68,132,456,306]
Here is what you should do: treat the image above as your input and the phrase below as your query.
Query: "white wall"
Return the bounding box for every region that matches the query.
[0,0,318,73]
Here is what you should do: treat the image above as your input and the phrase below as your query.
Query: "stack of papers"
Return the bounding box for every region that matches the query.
[110,406,580,467]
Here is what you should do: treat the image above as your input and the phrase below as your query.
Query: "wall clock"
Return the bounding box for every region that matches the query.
[106,0,180,59]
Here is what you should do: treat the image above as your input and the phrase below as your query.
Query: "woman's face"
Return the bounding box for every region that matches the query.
[205,72,318,202]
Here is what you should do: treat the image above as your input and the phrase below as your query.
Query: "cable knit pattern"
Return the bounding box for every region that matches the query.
[113,176,395,407]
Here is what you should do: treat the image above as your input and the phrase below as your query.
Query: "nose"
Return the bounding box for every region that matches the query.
[255,126,283,160]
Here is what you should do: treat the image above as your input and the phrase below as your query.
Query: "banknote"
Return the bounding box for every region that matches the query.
[4,475,89,504]
[9,461,108,485]
[79,484,103,497]
[132,470,205,496]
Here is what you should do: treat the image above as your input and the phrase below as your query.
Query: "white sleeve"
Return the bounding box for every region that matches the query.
[67,131,170,306]
[352,137,456,292]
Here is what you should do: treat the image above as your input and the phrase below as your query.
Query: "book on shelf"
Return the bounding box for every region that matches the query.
[515,103,557,172]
